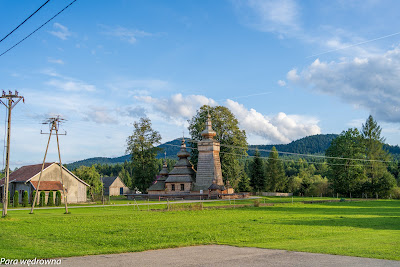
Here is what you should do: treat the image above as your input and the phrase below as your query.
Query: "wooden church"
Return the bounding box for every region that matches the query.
[147,113,233,195]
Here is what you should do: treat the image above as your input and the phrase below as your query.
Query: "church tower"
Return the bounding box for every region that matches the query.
[194,113,224,191]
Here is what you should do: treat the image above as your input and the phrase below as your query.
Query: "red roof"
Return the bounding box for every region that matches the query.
[30,181,63,191]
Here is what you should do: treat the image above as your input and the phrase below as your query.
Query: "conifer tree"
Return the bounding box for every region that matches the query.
[249,149,265,192]
[55,191,62,206]
[22,191,28,207]
[47,191,54,206]
[13,190,19,207]
[362,115,396,196]
[238,174,251,192]
[39,191,45,207]
[265,146,287,192]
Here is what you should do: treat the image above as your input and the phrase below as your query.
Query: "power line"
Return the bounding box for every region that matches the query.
[0,0,51,44]
[162,142,386,168]
[219,143,394,163]
[0,0,78,58]
[184,138,394,164]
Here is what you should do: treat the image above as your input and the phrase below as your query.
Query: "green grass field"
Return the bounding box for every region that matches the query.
[0,200,399,260]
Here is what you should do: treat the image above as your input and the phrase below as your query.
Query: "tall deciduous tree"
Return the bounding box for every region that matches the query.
[265,146,287,192]
[126,117,161,192]
[188,105,247,189]
[249,149,265,192]
[74,165,102,201]
[362,115,396,196]
[326,128,367,196]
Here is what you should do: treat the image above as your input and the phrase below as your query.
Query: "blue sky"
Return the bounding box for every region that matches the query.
[1,0,400,168]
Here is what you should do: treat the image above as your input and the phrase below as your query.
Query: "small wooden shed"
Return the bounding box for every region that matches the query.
[102,176,130,196]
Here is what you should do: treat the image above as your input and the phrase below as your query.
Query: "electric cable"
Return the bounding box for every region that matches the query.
[0,0,78,58]
[0,0,51,44]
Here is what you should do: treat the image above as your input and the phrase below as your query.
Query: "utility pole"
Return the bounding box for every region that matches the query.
[0,90,24,218]
[30,116,68,214]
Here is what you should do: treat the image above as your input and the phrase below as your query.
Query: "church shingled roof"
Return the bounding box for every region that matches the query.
[165,138,195,184]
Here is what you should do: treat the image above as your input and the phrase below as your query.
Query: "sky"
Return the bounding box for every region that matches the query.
[1,0,400,168]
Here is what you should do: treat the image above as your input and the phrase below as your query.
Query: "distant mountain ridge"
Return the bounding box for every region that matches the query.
[66,134,400,170]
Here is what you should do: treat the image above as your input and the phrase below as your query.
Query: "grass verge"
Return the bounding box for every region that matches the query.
[0,200,399,260]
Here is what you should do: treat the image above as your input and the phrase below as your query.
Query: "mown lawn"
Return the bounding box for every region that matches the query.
[0,200,399,260]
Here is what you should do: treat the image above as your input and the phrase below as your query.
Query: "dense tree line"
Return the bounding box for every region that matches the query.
[69,112,399,199]
[241,116,400,198]
[326,116,397,197]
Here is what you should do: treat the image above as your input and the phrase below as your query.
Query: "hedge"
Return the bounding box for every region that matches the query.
[55,191,61,206]
[22,191,28,207]
[47,191,54,206]
[39,191,45,207]
[13,190,19,207]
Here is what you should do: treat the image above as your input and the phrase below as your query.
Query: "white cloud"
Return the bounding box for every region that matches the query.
[226,99,320,144]
[234,1,381,58]
[42,70,96,92]
[48,23,71,40]
[46,79,96,92]
[47,58,64,65]
[135,93,320,143]
[287,46,400,123]
[84,106,118,124]
[100,25,152,44]
[235,0,300,37]
[136,93,217,126]
[277,80,286,86]
[286,69,299,81]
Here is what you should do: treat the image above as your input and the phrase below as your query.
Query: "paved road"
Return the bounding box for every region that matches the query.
[57,245,399,267]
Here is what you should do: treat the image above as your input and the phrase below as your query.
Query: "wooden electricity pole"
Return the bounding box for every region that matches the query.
[30,116,68,214]
[0,90,24,218]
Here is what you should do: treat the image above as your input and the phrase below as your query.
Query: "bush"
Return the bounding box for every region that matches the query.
[7,190,10,206]
[39,191,46,207]
[22,191,28,207]
[55,191,62,206]
[13,190,19,207]
[254,199,260,207]
[31,190,36,204]
[389,187,400,199]
[47,191,54,206]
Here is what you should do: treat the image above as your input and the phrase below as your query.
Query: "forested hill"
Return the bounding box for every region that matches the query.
[66,139,182,170]
[66,134,400,170]
[248,134,338,157]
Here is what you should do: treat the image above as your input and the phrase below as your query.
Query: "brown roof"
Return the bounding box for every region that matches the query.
[30,181,63,191]
[0,163,53,186]
[12,163,52,182]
